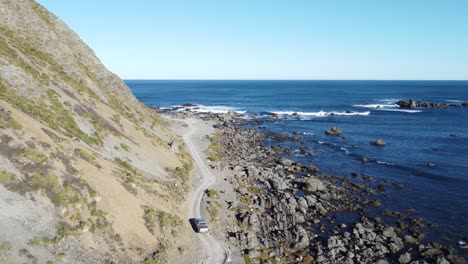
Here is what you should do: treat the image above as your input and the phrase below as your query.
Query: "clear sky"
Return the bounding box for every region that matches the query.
[36,0,468,80]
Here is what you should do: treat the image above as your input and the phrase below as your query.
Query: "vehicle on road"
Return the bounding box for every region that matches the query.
[194,218,209,233]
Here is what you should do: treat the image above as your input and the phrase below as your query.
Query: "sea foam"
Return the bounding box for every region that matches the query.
[271,110,370,117]
[377,108,422,113]
[174,104,246,114]
[353,104,399,109]
[377,160,394,166]
[354,102,422,113]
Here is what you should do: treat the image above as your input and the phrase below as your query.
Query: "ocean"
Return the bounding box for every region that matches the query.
[126,80,468,254]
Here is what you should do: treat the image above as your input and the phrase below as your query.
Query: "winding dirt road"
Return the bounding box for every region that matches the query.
[183,119,230,264]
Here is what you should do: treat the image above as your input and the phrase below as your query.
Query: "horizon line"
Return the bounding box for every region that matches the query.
[123,79,468,81]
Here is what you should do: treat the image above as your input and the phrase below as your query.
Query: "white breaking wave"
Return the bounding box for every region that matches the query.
[157,106,173,110]
[237,115,254,120]
[376,108,422,113]
[446,100,464,103]
[377,160,394,165]
[271,110,370,117]
[174,104,246,114]
[353,104,399,109]
[354,102,422,113]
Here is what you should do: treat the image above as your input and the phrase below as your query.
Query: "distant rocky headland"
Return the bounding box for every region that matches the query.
[395,99,468,109]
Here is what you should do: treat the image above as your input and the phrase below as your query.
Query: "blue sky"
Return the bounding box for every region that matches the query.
[37,0,468,80]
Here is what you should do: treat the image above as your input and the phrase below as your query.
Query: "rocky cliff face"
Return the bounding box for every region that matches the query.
[0,1,191,263]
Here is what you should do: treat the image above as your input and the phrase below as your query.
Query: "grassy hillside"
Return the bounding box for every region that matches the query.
[0,0,192,263]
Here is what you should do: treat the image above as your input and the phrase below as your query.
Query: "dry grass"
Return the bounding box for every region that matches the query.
[206,134,225,161]
[0,241,13,262]
[142,206,182,235]
[74,148,101,168]
[21,149,48,167]
[0,171,15,184]
[26,173,84,207]
[0,117,22,130]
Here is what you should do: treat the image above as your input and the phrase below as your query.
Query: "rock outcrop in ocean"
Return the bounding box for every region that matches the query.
[395,99,468,109]
[325,127,343,136]
[396,100,449,109]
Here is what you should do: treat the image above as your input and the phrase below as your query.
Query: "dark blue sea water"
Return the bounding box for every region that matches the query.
[126,80,468,253]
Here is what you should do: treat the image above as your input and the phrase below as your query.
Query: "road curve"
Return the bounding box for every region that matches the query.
[183,119,230,264]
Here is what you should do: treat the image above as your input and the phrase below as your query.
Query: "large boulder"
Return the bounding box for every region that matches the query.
[279,158,294,166]
[325,127,343,136]
[305,178,326,192]
[372,139,386,146]
[305,195,317,205]
[383,227,396,238]
[398,252,411,264]
[218,111,238,122]
[270,177,289,191]
[389,236,404,253]
[294,225,310,249]
[297,197,308,210]
[306,164,320,172]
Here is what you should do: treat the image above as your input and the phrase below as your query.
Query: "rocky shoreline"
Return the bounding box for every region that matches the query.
[167,109,467,264]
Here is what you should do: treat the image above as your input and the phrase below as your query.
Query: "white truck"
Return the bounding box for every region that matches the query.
[194,218,209,233]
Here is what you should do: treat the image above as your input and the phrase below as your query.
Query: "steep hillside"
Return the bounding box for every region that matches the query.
[0,0,192,263]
